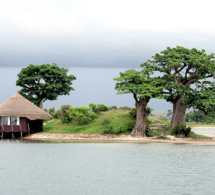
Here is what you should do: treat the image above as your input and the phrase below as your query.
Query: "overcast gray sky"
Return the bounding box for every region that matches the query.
[1,0,215,112]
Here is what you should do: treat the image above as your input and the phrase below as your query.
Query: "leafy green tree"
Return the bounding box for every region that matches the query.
[188,82,215,116]
[16,63,76,108]
[114,69,164,137]
[142,46,215,128]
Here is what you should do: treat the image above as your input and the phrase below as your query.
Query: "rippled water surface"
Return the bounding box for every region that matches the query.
[1,139,215,195]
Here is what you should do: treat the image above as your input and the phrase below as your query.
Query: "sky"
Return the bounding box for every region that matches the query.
[1,0,215,113]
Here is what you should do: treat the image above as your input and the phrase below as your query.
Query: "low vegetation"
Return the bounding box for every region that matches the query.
[44,104,213,139]
[44,109,135,135]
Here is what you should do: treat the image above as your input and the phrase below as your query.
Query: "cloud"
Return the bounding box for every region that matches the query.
[1,0,215,68]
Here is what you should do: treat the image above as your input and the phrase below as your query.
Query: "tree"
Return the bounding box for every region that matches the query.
[188,81,215,115]
[16,63,76,108]
[141,46,215,128]
[114,69,163,137]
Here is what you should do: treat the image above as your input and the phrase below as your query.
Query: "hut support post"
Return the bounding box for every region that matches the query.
[11,125,14,139]
[27,123,30,136]
[19,125,22,138]
[0,125,4,139]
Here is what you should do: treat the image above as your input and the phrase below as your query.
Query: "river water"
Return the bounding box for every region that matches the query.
[1,138,215,195]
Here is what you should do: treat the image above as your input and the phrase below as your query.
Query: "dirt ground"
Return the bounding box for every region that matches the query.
[24,133,215,144]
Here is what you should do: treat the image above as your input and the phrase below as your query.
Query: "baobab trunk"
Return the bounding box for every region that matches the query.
[171,98,187,128]
[131,98,149,137]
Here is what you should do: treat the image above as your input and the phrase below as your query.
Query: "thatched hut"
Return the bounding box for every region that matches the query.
[0,91,51,138]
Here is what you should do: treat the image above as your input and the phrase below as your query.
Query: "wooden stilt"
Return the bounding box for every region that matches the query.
[0,125,4,139]
[19,125,23,138]
[11,124,14,139]
[27,123,30,136]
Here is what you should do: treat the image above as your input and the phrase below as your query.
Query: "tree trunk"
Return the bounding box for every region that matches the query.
[39,101,43,109]
[171,98,187,129]
[131,98,149,137]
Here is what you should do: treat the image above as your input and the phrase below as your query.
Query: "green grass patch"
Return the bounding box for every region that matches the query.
[186,122,215,128]
[44,109,135,135]
[188,131,211,139]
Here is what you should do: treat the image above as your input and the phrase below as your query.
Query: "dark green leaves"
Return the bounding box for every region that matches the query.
[16,63,76,106]
[114,69,164,100]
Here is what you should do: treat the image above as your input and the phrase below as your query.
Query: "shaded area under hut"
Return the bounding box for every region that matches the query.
[0,91,51,139]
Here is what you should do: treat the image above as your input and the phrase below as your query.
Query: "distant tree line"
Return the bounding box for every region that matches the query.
[186,110,215,123]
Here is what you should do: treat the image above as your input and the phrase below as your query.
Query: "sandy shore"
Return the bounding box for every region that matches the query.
[24,133,215,144]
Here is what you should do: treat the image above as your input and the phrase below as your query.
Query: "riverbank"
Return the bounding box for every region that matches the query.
[24,132,215,144]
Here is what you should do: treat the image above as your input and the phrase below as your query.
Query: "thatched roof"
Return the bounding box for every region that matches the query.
[0,91,51,120]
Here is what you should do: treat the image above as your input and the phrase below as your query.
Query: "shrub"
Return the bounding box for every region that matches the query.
[67,106,97,125]
[109,106,118,110]
[48,107,56,116]
[89,103,109,114]
[145,119,153,137]
[103,116,135,134]
[171,125,191,137]
[53,105,71,123]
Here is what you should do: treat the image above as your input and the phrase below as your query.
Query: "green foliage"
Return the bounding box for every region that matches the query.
[48,107,56,116]
[109,106,118,110]
[129,107,152,119]
[89,103,109,114]
[145,119,153,137]
[188,82,215,116]
[55,105,97,125]
[186,110,215,124]
[186,110,205,122]
[103,116,135,134]
[67,106,97,125]
[119,106,132,110]
[188,131,210,139]
[16,63,76,106]
[166,109,173,120]
[141,46,215,108]
[114,69,164,100]
[44,109,135,135]
[171,125,191,137]
[54,105,71,123]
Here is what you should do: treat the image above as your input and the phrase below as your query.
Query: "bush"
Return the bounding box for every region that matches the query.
[53,105,71,123]
[67,106,98,125]
[145,119,153,137]
[55,105,97,125]
[48,107,56,116]
[171,125,191,137]
[103,117,135,135]
[109,106,118,110]
[89,103,109,114]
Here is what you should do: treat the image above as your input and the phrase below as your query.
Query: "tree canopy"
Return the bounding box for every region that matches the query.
[16,63,76,108]
[114,69,164,136]
[141,46,215,128]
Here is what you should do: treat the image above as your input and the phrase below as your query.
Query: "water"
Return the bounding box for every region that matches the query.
[1,140,215,195]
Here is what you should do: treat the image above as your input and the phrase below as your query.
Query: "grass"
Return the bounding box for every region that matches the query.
[186,122,215,128]
[44,109,135,134]
[188,131,211,139]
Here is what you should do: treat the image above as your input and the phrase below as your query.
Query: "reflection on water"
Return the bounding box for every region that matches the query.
[1,140,215,195]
